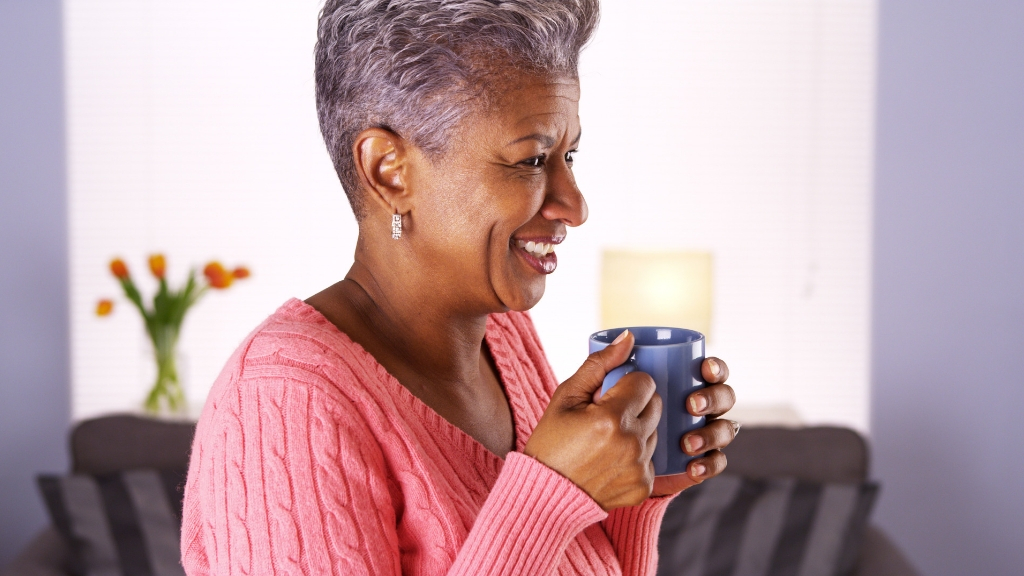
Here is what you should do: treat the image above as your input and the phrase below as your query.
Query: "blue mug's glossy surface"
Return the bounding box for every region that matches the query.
[589,326,706,476]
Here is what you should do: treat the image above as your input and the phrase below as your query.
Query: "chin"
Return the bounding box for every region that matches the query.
[496,276,547,313]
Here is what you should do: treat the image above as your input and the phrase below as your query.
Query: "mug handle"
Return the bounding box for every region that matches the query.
[597,359,638,399]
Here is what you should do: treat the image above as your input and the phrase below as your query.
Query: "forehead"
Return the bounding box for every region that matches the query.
[492,74,581,113]
[458,73,581,144]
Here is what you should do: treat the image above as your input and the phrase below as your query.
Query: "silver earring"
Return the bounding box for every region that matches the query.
[391,212,402,239]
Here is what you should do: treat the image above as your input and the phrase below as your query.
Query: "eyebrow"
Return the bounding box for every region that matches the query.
[507,129,582,148]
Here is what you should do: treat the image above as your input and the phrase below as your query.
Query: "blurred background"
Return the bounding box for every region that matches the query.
[1,0,1021,574]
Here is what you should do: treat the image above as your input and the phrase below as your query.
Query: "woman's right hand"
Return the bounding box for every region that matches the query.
[523,330,661,510]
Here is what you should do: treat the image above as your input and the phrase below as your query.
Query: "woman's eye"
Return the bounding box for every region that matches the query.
[522,155,545,168]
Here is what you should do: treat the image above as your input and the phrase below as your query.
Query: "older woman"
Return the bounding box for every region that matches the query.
[181,0,738,574]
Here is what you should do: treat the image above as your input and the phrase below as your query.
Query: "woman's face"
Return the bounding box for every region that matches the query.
[407,74,587,314]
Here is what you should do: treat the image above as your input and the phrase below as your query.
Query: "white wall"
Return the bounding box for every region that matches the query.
[66,0,355,419]
[67,0,876,432]
[540,0,877,431]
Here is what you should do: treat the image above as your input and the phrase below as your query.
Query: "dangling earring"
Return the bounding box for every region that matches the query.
[391,211,402,239]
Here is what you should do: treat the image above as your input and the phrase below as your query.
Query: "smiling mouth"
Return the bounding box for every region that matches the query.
[516,239,555,257]
[512,237,561,274]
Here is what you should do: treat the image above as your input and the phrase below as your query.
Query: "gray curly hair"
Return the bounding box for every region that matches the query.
[315,0,600,218]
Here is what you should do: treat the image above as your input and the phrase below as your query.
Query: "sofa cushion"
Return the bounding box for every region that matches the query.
[722,426,869,484]
[71,415,196,475]
[36,468,186,576]
[658,474,878,576]
[852,525,921,576]
[0,527,71,576]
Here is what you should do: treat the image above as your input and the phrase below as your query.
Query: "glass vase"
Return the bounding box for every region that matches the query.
[144,325,187,415]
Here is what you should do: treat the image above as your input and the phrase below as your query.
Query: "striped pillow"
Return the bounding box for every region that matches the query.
[37,468,187,576]
[657,475,879,576]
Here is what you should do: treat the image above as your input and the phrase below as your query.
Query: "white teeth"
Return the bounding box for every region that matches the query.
[516,240,555,257]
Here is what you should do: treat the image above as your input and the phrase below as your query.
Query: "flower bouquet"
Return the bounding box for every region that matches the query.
[97,254,249,414]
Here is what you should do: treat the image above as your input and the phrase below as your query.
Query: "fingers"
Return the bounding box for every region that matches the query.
[687,450,728,483]
[601,371,657,420]
[701,357,730,384]
[687,382,736,418]
[681,418,740,456]
[653,448,731,496]
[587,329,634,373]
[558,330,635,405]
[635,386,663,437]
[645,428,658,460]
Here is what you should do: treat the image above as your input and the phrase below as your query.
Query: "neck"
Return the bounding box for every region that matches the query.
[308,246,493,392]
[307,227,518,457]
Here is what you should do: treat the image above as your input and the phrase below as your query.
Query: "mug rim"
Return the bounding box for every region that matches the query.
[589,326,705,347]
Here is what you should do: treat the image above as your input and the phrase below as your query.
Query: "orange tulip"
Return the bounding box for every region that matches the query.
[96,299,114,316]
[109,258,129,280]
[148,254,166,279]
[232,266,250,280]
[203,261,233,289]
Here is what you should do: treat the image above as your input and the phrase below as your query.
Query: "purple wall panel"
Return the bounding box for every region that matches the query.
[872,1,1024,574]
[0,0,71,565]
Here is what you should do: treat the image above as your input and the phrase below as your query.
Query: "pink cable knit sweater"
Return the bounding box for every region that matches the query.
[181,299,672,575]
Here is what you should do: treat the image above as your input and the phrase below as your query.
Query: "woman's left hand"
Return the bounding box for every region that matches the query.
[651,357,738,497]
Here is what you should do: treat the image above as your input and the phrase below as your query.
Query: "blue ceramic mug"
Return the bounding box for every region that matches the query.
[589,326,706,476]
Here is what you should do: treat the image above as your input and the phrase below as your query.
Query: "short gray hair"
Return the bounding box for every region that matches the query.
[315,0,600,218]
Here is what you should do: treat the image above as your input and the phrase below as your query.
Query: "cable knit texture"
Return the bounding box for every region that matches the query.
[181,299,673,575]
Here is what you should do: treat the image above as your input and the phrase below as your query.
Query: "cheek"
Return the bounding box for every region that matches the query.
[458,184,543,246]
[443,194,502,246]
[417,175,487,241]
[490,196,544,256]
[417,188,511,273]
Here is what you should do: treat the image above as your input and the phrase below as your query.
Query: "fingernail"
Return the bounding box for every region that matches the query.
[708,358,721,377]
[689,394,708,414]
[729,420,742,436]
[611,329,629,345]
[684,434,704,453]
[691,463,706,477]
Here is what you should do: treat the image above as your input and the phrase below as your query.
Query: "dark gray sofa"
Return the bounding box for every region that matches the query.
[1,416,919,576]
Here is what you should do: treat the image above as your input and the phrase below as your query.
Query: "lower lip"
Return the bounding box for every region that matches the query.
[515,245,558,274]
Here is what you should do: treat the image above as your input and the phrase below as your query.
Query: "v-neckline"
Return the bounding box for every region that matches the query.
[288,298,526,468]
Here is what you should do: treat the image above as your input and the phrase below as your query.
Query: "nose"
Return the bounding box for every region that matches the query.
[539,161,588,227]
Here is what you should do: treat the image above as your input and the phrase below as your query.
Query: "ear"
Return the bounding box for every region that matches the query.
[352,127,411,215]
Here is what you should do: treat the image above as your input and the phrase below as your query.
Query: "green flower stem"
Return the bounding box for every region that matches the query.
[145,325,185,414]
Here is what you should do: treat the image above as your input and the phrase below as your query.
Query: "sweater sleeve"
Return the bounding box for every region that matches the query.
[181,372,607,576]
[600,496,676,576]
[449,452,609,575]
